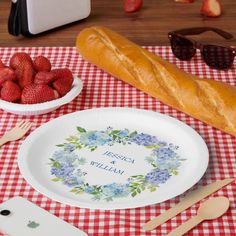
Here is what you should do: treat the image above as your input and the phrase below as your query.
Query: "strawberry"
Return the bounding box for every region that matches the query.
[201,0,222,17]
[175,0,194,3]
[21,84,58,104]
[51,68,73,96]
[52,77,73,97]
[1,80,21,102]
[33,56,51,72]
[9,52,32,70]
[51,68,73,80]
[15,63,34,88]
[123,0,143,13]
[34,71,55,85]
[0,67,16,86]
[0,59,5,68]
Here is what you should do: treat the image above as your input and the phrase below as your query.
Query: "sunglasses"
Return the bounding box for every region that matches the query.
[168,27,236,70]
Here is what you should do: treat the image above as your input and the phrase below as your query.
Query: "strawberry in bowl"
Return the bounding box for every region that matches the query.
[0,53,83,115]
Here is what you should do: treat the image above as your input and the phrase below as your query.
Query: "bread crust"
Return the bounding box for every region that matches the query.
[76,26,236,136]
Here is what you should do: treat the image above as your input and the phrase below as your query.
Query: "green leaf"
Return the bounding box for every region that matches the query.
[129,131,137,138]
[150,187,156,192]
[70,188,79,193]
[51,177,61,182]
[76,144,83,149]
[147,144,160,149]
[151,163,158,168]
[131,175,143,178]
[53,161,61,169]
[77,126,86,133]
[111,130,120,135]
[56,144,64,147]
[66,135,79,142]
[77,191,84,195]
[137,188,141,194]
[172,169,178,175]
[136,176,145,180]
[131,191,137,197]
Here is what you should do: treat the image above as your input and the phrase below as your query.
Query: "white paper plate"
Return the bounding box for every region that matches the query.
[18,108,209,209]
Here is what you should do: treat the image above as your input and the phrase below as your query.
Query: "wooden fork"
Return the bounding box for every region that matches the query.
[0,121,32,147]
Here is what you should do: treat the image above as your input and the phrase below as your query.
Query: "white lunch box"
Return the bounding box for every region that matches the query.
[8,0,91,36]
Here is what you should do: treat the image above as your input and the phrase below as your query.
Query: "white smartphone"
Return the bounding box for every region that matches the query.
[0,197,87,236]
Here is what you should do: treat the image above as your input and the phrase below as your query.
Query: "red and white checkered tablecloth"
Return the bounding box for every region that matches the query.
[0,46,236,236]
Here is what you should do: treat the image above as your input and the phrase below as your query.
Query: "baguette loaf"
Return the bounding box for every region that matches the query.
[76,26,236,136]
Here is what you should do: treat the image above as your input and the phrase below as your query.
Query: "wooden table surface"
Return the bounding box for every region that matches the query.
[0,0,236,47]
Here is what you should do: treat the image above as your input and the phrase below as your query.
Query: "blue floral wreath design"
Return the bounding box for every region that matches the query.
[49,126,185,201]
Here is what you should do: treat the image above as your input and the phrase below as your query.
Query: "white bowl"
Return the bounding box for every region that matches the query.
[0,76,83,116]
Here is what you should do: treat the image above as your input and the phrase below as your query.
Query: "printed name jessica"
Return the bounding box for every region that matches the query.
[103,151,135,164]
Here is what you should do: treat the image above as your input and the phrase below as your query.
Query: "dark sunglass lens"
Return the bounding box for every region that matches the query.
[170,35,195,60]
[202,45,235,69]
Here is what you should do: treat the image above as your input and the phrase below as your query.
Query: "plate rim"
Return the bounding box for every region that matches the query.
[18,107,209,209]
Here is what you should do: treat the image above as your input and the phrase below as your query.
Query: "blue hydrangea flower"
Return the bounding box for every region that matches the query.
[158,141,167,147]
[76,169,84,177]
[51,163,74,178]
[155,158,181,170]
[52,150,64,160]
[80,131,112,146]
[52,150,77,164]
[102,183,129,198]
[118,130,129,137]
[145,169,171,185]
[63,175,84,187]
[84,186,95,194]
[64,143,76,152]
[131,133,159,146]
[77,158,86,165]
[153,147,177,160]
